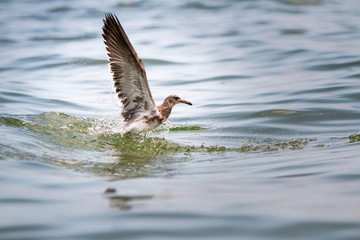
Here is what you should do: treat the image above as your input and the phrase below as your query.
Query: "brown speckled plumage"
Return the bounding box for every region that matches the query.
[102,13,192,133]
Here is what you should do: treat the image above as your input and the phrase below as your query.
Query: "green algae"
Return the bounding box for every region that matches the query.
[169,125,206,132]
[1,112,313,158]
[349,132,360,143]
[0,116,28,127]
[100,133,183,158]
[0,112,322,179]
[151,124,206,133]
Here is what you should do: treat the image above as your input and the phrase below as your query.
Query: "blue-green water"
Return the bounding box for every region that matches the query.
[1,0,360,239]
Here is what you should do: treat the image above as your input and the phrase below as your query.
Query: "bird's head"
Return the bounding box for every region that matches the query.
[165,94,192,107]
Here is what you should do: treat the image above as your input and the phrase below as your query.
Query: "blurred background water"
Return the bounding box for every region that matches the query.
[1,0,360,239]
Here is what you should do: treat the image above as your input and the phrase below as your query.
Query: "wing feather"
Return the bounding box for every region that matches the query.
[102,13,156,121]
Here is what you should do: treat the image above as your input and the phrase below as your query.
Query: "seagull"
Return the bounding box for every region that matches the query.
[102,13,192,134]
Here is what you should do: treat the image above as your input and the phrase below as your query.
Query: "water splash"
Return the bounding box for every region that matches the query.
[0,112,313,155]
[88,115,124,135]
[0,112,318,179]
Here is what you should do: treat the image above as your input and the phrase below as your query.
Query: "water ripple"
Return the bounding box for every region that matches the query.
[306,59,360,71]
[31,33,97,42]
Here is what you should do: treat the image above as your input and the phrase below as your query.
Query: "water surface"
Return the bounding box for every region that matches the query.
[1,0,360,239]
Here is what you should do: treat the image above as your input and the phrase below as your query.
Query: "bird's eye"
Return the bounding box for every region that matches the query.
[175,97,180,100]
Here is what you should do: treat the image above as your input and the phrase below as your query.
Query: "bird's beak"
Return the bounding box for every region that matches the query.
[180,98,192,106]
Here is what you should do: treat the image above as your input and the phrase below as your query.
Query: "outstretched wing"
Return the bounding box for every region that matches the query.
[102,13,156,121]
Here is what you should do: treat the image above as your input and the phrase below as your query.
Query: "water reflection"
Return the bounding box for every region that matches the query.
[104,188,153,210]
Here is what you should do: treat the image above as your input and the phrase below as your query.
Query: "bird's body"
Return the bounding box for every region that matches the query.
[122,112,162,134]
[102,13,192,134]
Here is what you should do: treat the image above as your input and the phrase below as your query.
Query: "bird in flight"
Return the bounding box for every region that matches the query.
[102,13,192,134]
